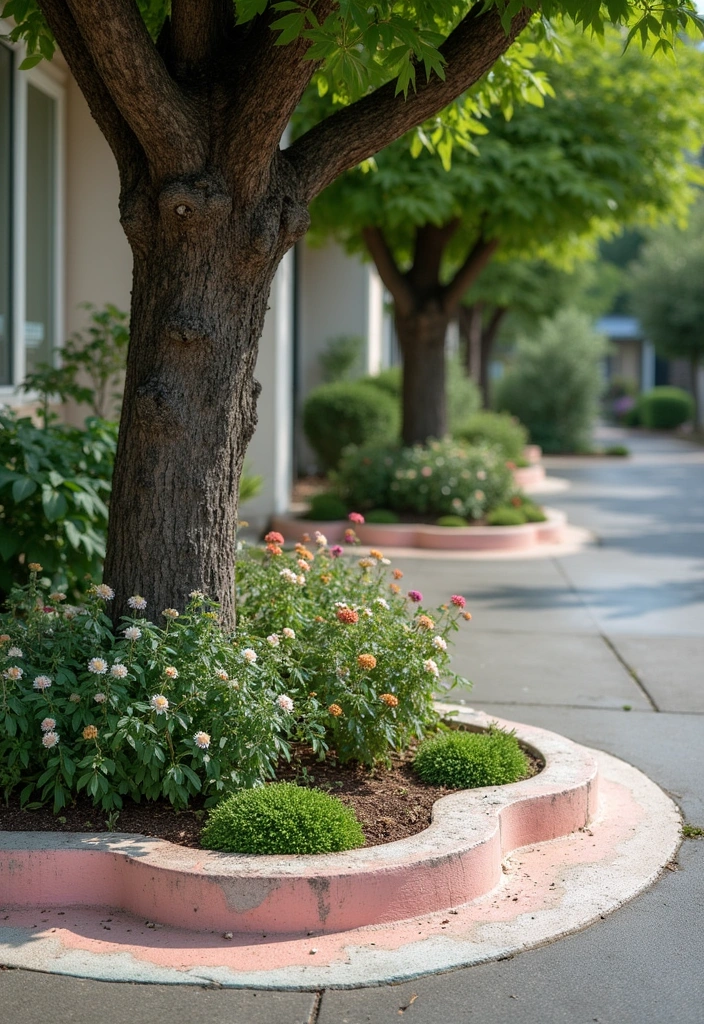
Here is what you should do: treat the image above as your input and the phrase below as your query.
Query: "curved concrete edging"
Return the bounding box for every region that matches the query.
[270,508,568,553]
[0,712,596,937]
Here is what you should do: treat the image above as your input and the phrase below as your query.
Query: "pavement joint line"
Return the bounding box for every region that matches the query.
[307,991,323,1023]
[599,633,660,713]
[550,556,605,634]
[458,700,657,713]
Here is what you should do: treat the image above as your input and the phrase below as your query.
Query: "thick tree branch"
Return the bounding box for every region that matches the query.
[167,0,235,79]
[409,220,460,294]
[287,4,534,202]
[65,0,206,176]
[362,226,414,317]
[442,237,499,314]
[36,0,141,177]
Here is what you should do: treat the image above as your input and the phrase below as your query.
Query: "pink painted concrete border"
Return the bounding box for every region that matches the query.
[269,509,566,553]
[512,464,546,489]
[0,711,597,938]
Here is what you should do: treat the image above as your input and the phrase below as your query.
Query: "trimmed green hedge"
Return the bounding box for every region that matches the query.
[303,382,399,471]
[414,727,529,789]
[638,387,694,430]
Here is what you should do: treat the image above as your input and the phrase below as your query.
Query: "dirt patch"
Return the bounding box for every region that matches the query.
[0,743,543,850]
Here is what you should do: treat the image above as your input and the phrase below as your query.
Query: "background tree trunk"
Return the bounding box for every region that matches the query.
[396,306,450,445]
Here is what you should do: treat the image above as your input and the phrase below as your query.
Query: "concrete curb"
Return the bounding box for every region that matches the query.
[0,712,596,937]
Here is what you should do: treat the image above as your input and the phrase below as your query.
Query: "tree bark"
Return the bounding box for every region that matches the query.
[396,305,450,445]
[479,306,508,406]
[462,302,484,384]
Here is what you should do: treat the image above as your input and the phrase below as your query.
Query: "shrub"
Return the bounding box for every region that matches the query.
[335,438,516,521]
[436,515,469,527]
[200,782,365,854]
[365,509,400,524]
[318,335,364,383]
[605,445,630,457]
[446,355,482,432]
[494,309,607,453]
[455,411,527,462]
[305,493,347,521]
[303,382,399,471]
[485,507,526,526]
[413,727,529,789]
[360,366,402,401]
[0,411,117,599]
[638,387,694,430]
[521,503,547,523]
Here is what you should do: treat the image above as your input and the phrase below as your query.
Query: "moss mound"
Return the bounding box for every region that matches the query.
[413,727,529,789]
[201,782,366,854]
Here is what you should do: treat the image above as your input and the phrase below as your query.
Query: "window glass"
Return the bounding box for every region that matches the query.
[0,45,11,385]
[25,83,56,374]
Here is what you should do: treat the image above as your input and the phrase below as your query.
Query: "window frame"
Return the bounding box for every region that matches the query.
[0,29,65,403]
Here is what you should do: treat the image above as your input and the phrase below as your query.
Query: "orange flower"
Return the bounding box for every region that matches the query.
[337,607,359,625]
[309,691,317,697]
[379,693,399,708]
[358,558,375,569]
[0,635,10,645]
[295,545,314,560]
[463,612,473,621]
[416,615,434,630]
[314,615,325,622]
[264,531,284,545]
[319,574,332,584]
[82,725,98,740]
[393,569,404,579]
[28,563,43,572]
[369,549,384,560]
[301,532,311,543]
[390,583,401,594]
[357,653,377,670]
[266,544,283,556]
[297,559,311,571]
[328,703,343,717]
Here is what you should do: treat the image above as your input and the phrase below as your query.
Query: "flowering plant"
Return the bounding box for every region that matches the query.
[0,545,471,812]
[334,438,517,521]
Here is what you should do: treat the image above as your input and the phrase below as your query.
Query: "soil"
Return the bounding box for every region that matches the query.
[0,743,543,850]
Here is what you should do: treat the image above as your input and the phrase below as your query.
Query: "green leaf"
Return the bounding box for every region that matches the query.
[12,476,38,501]
[19,54,43,71]
[42,487,68,523]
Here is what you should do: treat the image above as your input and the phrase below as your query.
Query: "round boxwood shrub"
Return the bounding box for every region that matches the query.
[485,506,526,526]
[455,411,528,462]
[360,366,402,401]
[414,727,529,789]
[521,503,547,523]
[305,492,347,521]
[436,515,469,527]
[201,782,366,854]
[638,386,694,430]
[366,508,400,524]
[303,382,399,471]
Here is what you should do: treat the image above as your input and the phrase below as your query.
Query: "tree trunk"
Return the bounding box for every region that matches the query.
[461,302,484,385]
[102,166,302,629]
[396,305,450,445]
[478,306,508,407]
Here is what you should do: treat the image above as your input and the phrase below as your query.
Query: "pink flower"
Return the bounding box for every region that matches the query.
[348,512,365,524]
[265,531,284,545]
[407,590,423,603]
[330,545,343,557]
[421,466,432,477]
[344,529,357,544]
[450,595,466,609]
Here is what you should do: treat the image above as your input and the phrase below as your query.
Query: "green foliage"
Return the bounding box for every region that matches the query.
[365,509,400,524]
[413,726,529,789]
[0,412,116,599]
[638,387,694,430]
[21,304,129,422]
[494,308,607,453]
[521,503,547,523]
[436,515,469,527]
[447,355,482,432]
[305,492,348,521]
[335,437,516,520]
[361,367,402,401]
[455,411,527,462]
[485,507,526,526]
[318,335,364,383]
[605,445,630,457]
[200,782,365,854]
[303,381,399,471]
[239,468,263,506]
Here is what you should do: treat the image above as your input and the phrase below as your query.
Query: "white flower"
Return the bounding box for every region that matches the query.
[4,666,23,681]
[7,646,22,658]
[242,648,257,664]
[63,607,78,620]
[40,717,56,732]
[228,680,240,690]
[123,626,142,641]
[432,636,448,652]
[93,692,107,704]
[162,608,179,620]
[266,634,280,647]
[88,657,108,675]
[164,666,179,679]
[374,598,390,610]
[282,628,295,640]
[477,469,487,481]
[474,490,485,501]
[363,608,373,617]
[42,731,59,749]
[296,574,306,586]
[189,590,205,600]
[423,658,440,678]
[110,663,128,679]
[215,668,229,681]
[297,559,310,572]
[314,532,327,547]
[68,692,81,703]
[150,694,169,714]
[193,731,211,750]
[93,584,115,600]
[275,694,294,713]
[127,595,147,611]
[381,558,391,565]
[279,568,297,584]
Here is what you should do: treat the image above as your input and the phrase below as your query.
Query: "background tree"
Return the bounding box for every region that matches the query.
[309,31,704,444]
[3,0,702,625]
[628,198,704,426]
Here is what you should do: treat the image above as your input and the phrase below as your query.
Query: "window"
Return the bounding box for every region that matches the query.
[0,39,63,396]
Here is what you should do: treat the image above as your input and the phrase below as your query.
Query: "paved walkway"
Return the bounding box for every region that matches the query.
[3,429,704,1023]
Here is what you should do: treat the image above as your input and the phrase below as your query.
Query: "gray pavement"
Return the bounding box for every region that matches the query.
[3,428,704,1023]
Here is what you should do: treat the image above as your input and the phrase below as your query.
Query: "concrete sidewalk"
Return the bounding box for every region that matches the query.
[3,428,704,1023]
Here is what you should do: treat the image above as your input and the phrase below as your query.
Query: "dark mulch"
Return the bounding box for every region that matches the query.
[0,744,543,850]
